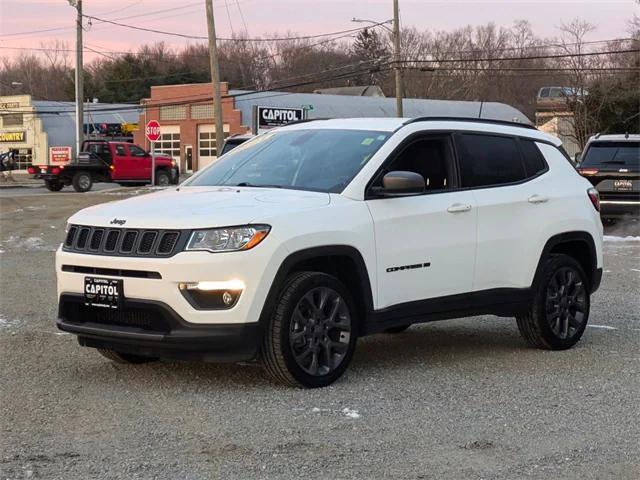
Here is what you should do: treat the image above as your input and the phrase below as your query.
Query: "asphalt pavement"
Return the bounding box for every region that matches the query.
[0,190,639,480]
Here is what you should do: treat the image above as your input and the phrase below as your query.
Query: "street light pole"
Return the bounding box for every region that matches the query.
[392,0,403,117]
[205,0,225,166]
[69,0,84,157]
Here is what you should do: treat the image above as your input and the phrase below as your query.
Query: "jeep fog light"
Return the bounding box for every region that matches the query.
[179,280,245,310]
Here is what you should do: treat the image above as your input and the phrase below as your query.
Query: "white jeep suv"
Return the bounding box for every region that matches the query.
[56,117,603,388]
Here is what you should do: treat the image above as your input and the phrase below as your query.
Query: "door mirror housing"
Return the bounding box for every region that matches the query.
[379,171,426,196]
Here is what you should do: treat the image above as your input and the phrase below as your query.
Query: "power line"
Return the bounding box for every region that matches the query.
[79,15,392,42]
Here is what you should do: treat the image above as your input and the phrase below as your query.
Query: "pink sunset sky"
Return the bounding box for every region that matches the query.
[0,0,636,62]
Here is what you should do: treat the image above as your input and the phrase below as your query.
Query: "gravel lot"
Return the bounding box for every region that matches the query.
[1,190,639,480]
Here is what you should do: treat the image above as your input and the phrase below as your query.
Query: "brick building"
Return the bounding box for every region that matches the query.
[133,83,248,172]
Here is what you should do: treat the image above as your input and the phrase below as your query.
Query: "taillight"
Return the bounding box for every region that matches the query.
[51,167,60,175]
[587,188,600,212]
[578,168,599,176]
[27,166,36,174]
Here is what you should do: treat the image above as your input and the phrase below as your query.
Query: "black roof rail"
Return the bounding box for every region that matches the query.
[281,117,331,127]
[404,116,537,130]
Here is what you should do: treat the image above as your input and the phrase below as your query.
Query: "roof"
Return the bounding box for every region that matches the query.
[313,85,386,97]
[277,117,560,146]
[229,89,532,125]
[33,101,141,153]
[587,134,640,143]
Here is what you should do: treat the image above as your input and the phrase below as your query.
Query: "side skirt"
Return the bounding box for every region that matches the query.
[362,288,533,335]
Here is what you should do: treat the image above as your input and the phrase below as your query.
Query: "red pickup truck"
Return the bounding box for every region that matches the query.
[28,140,179,192]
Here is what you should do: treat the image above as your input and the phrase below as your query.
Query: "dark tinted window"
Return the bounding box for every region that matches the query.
[115,145,126,156]
[581,141,640,168]
[519,140,547,177]
[380,136,453,191]
[456,134,526,187]
[129,145,147,157]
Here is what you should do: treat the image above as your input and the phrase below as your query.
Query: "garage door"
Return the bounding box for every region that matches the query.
[197,124,230,169]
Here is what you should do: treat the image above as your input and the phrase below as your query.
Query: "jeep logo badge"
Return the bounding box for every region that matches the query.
[110,218,126,225]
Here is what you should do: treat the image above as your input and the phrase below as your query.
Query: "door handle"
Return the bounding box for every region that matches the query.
[447,203,472,213]
[528,194,549,204]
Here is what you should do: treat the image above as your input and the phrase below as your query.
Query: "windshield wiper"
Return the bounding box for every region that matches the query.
[234,182,283,188]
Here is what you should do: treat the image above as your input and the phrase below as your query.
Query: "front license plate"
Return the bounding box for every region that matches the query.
[84,277,122,309]
[613,179,633,191]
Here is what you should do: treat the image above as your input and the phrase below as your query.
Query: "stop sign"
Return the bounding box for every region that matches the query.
[145,120,161,142]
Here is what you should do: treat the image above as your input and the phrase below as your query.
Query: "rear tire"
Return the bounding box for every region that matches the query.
[155,170,170,186]
[72,171,93,192]
[97,349,158,364]
[260,272,358,388]
[44,180,64,191]
[516,254,590,350]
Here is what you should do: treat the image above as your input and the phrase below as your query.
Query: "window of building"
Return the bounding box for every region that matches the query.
[199,130,230,158]
[191,104,214,120]
[456,134,526,188]
[519,139,547,177]
[13,148,33,170]
[160,105,187,121]
[1,113,23,127]
[155,132,180,160]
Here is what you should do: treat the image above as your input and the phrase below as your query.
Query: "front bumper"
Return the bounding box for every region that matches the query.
[57,294,261,362]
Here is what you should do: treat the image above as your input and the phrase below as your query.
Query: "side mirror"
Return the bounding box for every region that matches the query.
[380,171,425,196]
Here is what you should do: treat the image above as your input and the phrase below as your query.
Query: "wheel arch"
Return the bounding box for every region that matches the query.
[258,245,374,335]
[534,231,601,293]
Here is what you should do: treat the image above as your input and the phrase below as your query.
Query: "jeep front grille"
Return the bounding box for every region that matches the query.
[63,225,185,257]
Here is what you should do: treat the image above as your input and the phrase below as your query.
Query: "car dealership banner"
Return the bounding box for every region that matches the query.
[49,146,72,164]
[253,106,305,134]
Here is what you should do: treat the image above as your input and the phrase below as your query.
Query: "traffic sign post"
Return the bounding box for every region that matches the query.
[145,120,161,185]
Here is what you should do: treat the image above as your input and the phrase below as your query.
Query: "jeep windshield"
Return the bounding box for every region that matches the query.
[581,141,640,169]
[185,129,392,193]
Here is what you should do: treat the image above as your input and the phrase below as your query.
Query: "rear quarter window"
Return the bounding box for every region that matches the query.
[519,139,547,177]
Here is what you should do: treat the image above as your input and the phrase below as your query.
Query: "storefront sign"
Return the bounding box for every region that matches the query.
[50,146,72,164]
[0,131,26,143]
[254,106,305,134]
[0,102,20,109]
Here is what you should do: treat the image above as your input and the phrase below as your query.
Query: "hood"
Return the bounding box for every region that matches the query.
[68,186,331,229]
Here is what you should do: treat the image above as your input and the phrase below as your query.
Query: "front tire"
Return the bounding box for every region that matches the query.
[260,272,358,388]
[155,170,170,186]
[97,349,158,364]
[44,180,64,191]
[516,254,590,350]
[72,171,93,192]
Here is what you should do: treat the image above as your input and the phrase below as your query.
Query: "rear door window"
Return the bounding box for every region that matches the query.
[581,141,640,168]
[455,134,526,188]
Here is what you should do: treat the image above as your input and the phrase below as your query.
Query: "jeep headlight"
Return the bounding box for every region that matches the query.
[186,225,270,253]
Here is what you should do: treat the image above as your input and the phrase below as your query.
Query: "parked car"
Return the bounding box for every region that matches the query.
[576,134,640,220]
[28,140,179,192]
[56,117,603,388]
[219,134,254,156]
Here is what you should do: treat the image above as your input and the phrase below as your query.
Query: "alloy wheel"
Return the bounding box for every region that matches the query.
[289,287,351,376]
[545,266,587,340]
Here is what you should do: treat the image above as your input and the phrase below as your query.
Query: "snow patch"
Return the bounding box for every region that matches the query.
[0,315,19,330]
[631,269,640,273]
[588,325,618,330]
[1,235,56,252]
[341,408,361,419]
[604,235,640,243]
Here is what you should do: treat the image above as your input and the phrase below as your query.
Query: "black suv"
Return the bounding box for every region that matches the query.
[577,134,640,219]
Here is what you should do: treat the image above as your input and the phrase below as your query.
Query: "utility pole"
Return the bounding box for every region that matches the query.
[205,0,225,163]
[392,0,403,117]
[69,0,84,156]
